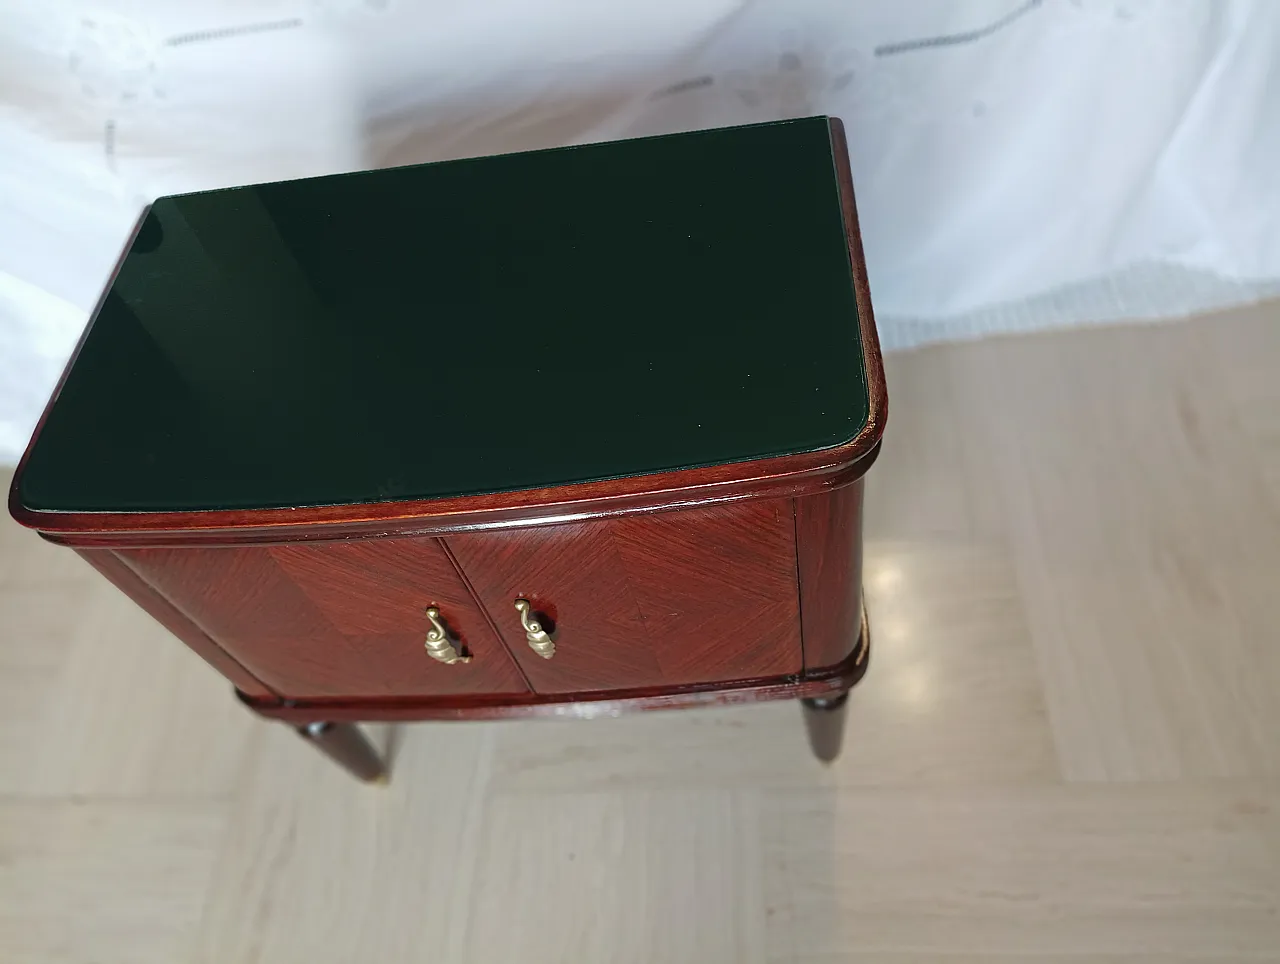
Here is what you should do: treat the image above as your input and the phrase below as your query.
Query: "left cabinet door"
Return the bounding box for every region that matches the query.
[116,537,529,700]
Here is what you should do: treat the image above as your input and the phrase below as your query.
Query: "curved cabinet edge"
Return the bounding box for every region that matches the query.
[20,443,883,548]
[11,118,885,549]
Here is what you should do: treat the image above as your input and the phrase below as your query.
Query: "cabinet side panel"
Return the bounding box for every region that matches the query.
[794,479,865,671]
[76,547,278,699]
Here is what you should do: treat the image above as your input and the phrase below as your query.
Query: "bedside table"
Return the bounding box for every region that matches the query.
[9,116,886,782]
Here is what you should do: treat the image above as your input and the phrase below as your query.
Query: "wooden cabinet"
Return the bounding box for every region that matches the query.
[104,499,807,702]
[448,500,803,693]
[116,539,528,699]
[9,116,886,780]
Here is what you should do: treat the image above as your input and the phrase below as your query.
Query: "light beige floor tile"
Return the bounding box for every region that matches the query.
[4,303,1280,961]
[0,583,92,670]
[1,504,258,798]
[463,789,765,964]
[1014,565,1280,782]
[196,718,495,964]
[0,583,92,790]
[1199,302,1280,502]
[0,799,226,964]
[23,580,258,797]
[959,319,1280,569]
[0,512,97,589]
[762,782,1280,961]
[0,667,57,790]
[863,348,1010,545]
[489,541,1057,793]
[952,321,1280,781]
[780,957,1278,963]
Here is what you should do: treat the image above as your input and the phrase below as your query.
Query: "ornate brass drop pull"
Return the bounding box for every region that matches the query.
[424,607,471,664]
[514,599,555,659]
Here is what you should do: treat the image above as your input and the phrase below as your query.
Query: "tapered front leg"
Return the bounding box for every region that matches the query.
[296,721,387,783]
[801,692,849,763]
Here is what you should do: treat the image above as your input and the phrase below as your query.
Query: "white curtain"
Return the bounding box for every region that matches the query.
[3,0,1278,460]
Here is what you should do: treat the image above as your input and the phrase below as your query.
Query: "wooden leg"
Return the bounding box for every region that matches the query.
[801,692,849,763]
[296,721,387,783]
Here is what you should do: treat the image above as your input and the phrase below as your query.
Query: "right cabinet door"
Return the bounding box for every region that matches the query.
[446,499,803,694]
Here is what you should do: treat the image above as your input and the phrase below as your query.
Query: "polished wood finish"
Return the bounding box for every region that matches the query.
[795,478,866,670]
[296,722,386,782]
[14,304,1280,961]
[15,441,882,547]
[242,612,868,723]
[267,537,529,697]
[114,540,529,699]
[9,116,884,548]
[7,117,885,776]
[19,119,868,521]
[76,547,274,699]
[448,500,802,693]
[10,116,880,545]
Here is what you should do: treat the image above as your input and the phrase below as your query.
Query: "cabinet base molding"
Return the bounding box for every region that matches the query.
[245,612,869,726]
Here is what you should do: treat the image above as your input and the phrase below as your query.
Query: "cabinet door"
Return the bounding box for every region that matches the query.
[119,537,528,700]
[446,500,803,694]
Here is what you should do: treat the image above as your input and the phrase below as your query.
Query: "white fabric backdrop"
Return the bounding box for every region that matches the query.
[3,0,1279,461]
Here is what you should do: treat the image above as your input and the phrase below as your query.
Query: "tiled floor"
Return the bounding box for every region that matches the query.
[2,302,1278,962]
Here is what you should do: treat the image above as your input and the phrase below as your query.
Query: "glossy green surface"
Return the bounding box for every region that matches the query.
[20,117,868,512]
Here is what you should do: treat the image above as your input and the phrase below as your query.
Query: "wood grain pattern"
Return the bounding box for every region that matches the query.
[10,302,1280,961]
[612,500,803,684]
[115,541,528,700]
[447,518,657,693]
[446,500,803,694]
[266,536,529,699]
[4,117,884,735]
[242,612,866,723]
[794,479,865,671]
[76,547,275,700]
[18,447,881,547]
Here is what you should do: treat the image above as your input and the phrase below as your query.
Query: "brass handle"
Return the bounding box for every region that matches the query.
[424,607,471,664]
[514,599,555,659]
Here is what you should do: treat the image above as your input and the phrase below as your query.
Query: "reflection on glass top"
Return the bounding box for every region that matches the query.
[19,117,869,513]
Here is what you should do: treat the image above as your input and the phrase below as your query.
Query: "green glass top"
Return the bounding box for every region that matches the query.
[19,117,868,513]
